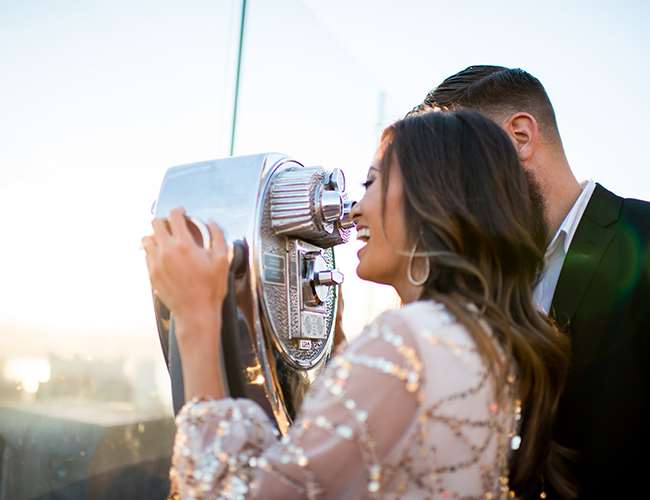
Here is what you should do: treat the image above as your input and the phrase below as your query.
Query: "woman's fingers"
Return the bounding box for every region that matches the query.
[143,246,156,278]
[141,235,157,253]
[208,221,228,257]
[168,207,193,244]
[152,217,172,244]
[143,216,231,319]
[143,239,161,293]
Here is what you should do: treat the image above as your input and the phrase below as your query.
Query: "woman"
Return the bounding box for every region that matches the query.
[143,110,573,499]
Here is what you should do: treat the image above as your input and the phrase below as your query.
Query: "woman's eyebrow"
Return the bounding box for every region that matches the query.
[367,166,380,175]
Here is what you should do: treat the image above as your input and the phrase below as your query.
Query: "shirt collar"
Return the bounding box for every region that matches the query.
[545,180,596,258]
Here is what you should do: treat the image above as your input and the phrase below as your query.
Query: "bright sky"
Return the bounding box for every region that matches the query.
[1,0,649,359]
[305,0,650,199]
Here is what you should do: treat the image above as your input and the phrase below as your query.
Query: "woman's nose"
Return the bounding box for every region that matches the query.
[349,200,360,224]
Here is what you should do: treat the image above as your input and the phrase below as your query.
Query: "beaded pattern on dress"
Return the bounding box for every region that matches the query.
[169,301,520,499]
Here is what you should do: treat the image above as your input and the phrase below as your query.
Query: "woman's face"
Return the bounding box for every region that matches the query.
[352,141,410,286]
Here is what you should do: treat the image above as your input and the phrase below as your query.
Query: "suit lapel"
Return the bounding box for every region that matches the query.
[550,184,621,329]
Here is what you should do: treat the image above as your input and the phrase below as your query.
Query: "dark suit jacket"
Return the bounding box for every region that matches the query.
[547,184,650,498]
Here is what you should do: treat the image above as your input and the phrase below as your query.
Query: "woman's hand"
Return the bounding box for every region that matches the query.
[142,207,231,400]
[142,207,230,321]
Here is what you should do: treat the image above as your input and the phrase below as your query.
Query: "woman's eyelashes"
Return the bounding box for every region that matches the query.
[361,178,375,190]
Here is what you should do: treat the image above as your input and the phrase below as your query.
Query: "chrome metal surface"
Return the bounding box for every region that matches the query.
[315,269,344,287]
[269,165,352,247]
[320,190,343,222]
[186,217,211,249]
[301,250,330,308]
[151,153,352,434]
[326,168,346,192]
[339,193,356,229]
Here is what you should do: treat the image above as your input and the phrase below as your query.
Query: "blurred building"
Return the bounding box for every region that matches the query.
[0,353,173,500]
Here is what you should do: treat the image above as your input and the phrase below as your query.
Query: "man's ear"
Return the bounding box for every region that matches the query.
[501,112,539,163]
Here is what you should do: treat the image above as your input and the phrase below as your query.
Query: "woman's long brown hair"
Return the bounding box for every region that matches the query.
[380,110,575,497]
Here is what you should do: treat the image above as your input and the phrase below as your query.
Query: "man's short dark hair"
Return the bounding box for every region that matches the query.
[414,65,561,143]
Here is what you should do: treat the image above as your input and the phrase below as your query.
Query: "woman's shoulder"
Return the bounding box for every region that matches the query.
[367,299,474,347]
[385,299,454,324]
[356,300,490,380]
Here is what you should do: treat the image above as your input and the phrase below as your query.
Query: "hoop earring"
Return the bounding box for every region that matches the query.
[407,242,430,287]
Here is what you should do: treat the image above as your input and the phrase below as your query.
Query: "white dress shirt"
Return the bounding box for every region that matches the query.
[533,180,597,314]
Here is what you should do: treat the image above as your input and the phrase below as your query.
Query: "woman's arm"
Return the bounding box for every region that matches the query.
[169,313,423,499]
[142,206,231,401]
[174,312,227,401]
[143,210,421,498]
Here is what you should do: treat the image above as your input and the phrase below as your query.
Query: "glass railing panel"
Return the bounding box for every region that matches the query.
[235,0,400,341]
[0,2,241,498]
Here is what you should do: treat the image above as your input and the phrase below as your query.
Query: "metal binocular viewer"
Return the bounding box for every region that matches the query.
[151,154,354,433]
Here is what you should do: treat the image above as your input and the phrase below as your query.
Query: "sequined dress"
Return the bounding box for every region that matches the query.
[170,300,520,499]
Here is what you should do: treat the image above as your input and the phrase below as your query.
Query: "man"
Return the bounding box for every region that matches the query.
[416,66,650,498]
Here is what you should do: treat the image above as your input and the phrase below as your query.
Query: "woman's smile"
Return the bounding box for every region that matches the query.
[349,146,410,289]
[356,226,371,258]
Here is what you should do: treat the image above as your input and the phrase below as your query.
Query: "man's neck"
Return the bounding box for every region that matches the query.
[542,161,582,237]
